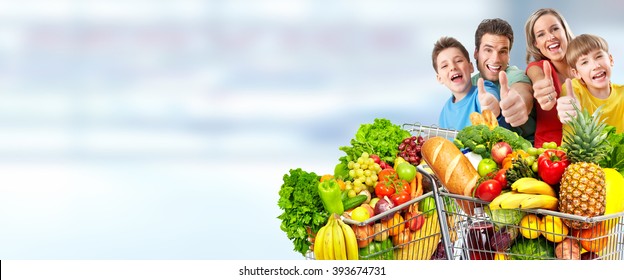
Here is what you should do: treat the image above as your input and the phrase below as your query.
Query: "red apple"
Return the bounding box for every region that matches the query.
[491,141,513,164]
[404,211,425,231]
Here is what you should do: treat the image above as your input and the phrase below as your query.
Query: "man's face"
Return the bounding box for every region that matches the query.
[474,33,511,82]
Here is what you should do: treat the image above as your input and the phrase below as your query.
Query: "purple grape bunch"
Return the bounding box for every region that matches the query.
[397,135,425,165]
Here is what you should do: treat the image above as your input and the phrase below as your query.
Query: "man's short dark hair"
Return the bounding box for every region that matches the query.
[475,18,514,51]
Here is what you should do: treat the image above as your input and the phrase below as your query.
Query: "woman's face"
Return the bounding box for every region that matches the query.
[533,14,568,63]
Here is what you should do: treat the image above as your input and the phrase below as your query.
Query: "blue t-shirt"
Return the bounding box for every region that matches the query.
[438,80,506,131]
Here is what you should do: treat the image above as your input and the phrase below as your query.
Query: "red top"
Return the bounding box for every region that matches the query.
[527,60,563,148]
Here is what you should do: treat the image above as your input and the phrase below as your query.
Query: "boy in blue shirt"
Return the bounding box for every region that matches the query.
[432,36,507,130]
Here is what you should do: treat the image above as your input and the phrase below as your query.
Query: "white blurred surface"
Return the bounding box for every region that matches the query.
[1,0,624,260]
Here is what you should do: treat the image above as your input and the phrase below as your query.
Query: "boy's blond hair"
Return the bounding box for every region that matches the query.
[431,36,470,73]
[566,34,609,69]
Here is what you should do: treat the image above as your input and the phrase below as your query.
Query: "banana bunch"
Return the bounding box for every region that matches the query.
[314,214,359,260]
[490,178,558,210]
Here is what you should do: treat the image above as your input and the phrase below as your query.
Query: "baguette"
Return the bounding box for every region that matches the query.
[421,136,479,215]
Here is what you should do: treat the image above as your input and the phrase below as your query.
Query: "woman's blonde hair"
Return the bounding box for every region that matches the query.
[524,8,574,64]
[566,34,609,68]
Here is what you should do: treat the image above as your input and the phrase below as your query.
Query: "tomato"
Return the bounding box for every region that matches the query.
[493,169,508,188]
[475,179,503,202]
[390,188,411,206]
[378,169,397,183]
[375,181,395,198]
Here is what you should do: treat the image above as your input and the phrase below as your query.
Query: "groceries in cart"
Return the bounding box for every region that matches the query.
[278,112,624,260]
[421,105,624,260]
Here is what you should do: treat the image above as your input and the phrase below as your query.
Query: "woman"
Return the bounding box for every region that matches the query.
[524,8,574,147]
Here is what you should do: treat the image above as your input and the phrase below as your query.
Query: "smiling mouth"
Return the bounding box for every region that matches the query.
[451,73,462,81]
[487,64,501,72]
[547,43,560,50]
[593,71,607,80]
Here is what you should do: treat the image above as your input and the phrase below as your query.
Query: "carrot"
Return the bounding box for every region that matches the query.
[408,172,424,212]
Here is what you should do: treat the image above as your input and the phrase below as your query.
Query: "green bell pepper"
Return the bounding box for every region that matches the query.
[359,239,394,260]
[317,179,344,215]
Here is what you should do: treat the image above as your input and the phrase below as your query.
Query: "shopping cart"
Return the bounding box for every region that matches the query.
[420,168,624,260]
[308,179,445,260]
[402,123,458,141]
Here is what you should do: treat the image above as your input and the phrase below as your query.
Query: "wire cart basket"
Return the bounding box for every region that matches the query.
[309,124,624,260]
[307,124,460,260]
[426,186,624,260]
[308,177,445,260]
[407,124,624,260]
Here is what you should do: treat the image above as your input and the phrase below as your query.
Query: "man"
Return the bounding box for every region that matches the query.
[472,18,536,142]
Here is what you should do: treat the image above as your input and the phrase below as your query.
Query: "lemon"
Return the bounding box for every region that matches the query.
[350,206,371,222]
[540,215,568,243]
[519,214,542,239]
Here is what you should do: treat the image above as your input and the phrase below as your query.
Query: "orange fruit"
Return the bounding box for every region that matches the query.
[579,222,608,253]
[382,212,405,236]
[336,179,346,191]
[320,174,334,182]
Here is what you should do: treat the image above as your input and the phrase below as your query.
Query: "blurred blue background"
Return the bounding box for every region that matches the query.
[1,0,623,260]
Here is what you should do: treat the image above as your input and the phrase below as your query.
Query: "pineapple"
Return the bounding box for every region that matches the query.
[559,105,611,229]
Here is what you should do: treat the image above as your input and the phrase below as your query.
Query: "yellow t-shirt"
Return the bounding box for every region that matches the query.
[561,78,624,133]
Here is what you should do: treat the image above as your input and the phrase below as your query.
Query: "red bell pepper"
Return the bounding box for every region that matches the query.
[537,149,570,185]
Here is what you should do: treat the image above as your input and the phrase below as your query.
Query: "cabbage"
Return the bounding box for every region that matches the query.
[489,209,526,229]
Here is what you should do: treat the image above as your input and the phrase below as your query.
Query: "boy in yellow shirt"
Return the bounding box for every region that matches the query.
[557,34,624,133]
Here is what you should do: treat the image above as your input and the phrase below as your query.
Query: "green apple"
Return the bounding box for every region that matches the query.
[396,162,417,182]
[369,197,380,209]
[477,158,497,177]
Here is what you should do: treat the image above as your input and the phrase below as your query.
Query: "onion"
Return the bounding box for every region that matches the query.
[374,196,395,220]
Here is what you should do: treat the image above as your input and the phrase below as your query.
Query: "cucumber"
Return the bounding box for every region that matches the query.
[343,195,368,210]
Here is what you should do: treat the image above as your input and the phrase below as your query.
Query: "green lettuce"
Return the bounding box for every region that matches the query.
[339,118,411,166]
[599,125,624,176]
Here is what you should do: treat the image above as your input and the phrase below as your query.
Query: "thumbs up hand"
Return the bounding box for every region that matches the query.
[499,71,529,127]
[533,62,557,111]
[557,78,581,124]
[477,78,500,117]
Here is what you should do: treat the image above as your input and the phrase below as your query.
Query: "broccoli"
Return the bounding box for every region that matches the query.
[454,125,532,158]
[491,126,533,151]
[454,125,492,157]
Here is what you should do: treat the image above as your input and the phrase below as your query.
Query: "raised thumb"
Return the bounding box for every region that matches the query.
[499,71,509,98]
[564,78,577,100]
[477,78,486,95]
[543,62,553,83]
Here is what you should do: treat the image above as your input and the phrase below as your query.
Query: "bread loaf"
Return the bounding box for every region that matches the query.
[421,136,479,214]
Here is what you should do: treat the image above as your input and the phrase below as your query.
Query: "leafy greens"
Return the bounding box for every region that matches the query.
[339,118,411,166]
[277,168,329,256]
[599,125,624,176]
